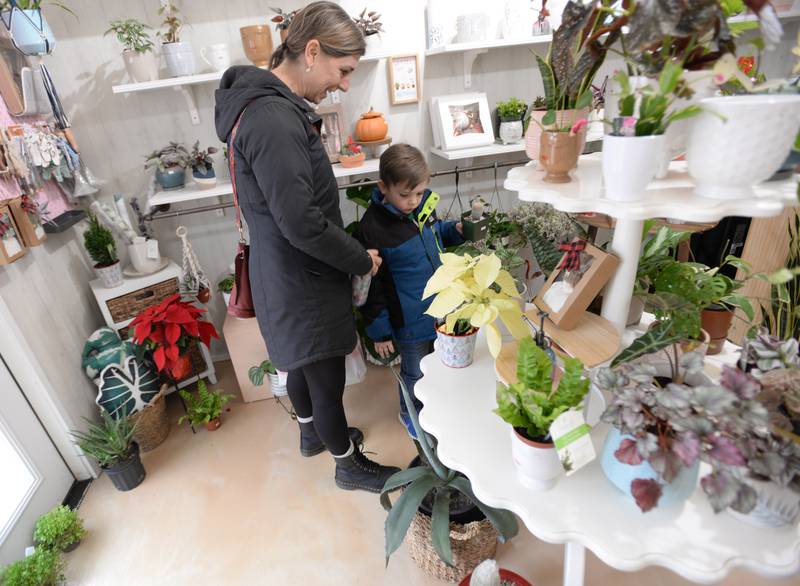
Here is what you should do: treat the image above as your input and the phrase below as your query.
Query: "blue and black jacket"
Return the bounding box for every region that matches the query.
[355,188,463,343]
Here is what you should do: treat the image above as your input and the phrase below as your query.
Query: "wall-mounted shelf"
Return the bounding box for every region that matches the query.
[431,141,525,161]
[332,158,380,178]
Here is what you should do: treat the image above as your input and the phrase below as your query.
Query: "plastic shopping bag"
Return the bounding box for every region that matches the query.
[345,339,367,387]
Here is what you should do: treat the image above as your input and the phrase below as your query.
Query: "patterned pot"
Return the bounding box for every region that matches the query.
[267,371,288,397]
[728,477,800,528]
[155,167,186,190]
[192,166,216,189]
[499,119,523,144]
[539,131,581,184]
[162,41,196,77]
[95,261,123,288]
[435,326,479,368]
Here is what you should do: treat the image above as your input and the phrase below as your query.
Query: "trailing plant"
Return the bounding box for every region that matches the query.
[270,6,297,31]
[105,19,154,53]
[33,505,86,552]
[157,1,183,44]
[178,380,233,426]
[381,368,518,567]
[0,548,64,586]
[495,336,590,440]
[743,330,800,372]
[71,409,137,468]
[352,7,383,36]
[189,141,218,174]
[248,359,277,386]
[423,252,528,356]
[144,142,190,172]
[496,97,527,121]
[217,274,234,294]
[83,212,118,267]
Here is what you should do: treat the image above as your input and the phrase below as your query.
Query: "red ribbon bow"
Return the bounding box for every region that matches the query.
[557,240,586,272]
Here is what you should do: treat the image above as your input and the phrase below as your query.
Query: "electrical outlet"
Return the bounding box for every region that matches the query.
[215,208,225,218]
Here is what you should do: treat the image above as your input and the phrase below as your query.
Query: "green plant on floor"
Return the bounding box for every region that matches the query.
[72,410,137,468]
[248,359,277,386]
[157,0,183,44]
[144,142,190,172]
[83,212,117,268]
[381,369,518,567]
[217,274,234,294]
[33,505,86,552]
[104,19,154,53]
[495,336,590,440]
[177,380,233,426]
[0,548,64,586]
[496,97,527,121]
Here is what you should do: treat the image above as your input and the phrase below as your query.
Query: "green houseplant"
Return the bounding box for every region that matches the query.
[495,336,590,489]
[33,505,86,552]
[190,141,219,188]
[158,1,196,78]
[497,97,527,144]
[381,369,518,580]
[72,410,145,492]
[145,142,190,190]
[83,212,122,289]
[105,18,157,83]
[0,548,64,586]
[178,380,233,431]
[248,359,287,397]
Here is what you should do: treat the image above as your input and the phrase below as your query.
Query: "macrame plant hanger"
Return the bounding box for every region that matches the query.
[176,225,210,299]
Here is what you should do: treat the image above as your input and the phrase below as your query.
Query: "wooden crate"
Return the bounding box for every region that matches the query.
[0,204,27,265]
[7,197,46,247]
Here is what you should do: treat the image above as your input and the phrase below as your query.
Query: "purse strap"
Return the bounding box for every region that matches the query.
[228,107,248,245]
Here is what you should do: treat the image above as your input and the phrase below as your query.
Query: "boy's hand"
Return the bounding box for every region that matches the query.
[374,340,395,358]
[367,249,382,276]
[456,222,463,234]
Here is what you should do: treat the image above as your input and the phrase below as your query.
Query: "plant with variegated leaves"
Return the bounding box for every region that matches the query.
[422,252,527,357]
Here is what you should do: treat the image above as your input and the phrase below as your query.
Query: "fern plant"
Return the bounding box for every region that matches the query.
[495,336,590,441]
[83,212,117,267]
[178,380,233,425]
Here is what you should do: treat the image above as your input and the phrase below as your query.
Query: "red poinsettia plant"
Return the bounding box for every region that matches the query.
[129,293,219,379]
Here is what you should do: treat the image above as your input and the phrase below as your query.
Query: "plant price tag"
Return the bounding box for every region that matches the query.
[550,409,595,476]
[146,239,159,260]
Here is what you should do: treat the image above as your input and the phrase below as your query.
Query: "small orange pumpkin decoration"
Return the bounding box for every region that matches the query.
[355,107,388,142]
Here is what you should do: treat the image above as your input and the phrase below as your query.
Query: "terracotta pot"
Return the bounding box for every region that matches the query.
[701,305,734,355]
[197,286,211,304]
[539,131,581,183]
[169,353,192,380]
[240,25,273,66]
[355,107,388,142]
[205,418,221,431]
[459,569,533,586]
[525,107,590,164]
[339,152,366,168]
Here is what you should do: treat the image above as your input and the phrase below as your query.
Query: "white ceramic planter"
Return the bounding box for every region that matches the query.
[499,120,523,144]
[96,262,123,288]
[435,327,478,368]
[603,76,652,129]
[128,239,162,275]
[728,478,800,528]
[602,134,665,201]
[122,50,159,83]
[222,291,231,307]
[162,41,196,77]
[687,95,800,199]
[267,372,288,397]
[510,428,562,491]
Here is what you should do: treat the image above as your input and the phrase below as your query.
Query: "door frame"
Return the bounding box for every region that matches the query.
[0,295,96,480]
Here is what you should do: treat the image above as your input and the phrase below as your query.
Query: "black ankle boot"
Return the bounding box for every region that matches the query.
[334,445,401,493]
[299,422,364,457]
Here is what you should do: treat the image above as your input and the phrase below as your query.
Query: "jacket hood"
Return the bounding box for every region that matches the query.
[214,66,314,142]
[370,187,434,219]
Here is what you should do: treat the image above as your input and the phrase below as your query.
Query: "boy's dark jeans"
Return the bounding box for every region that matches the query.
[397,339,434,436]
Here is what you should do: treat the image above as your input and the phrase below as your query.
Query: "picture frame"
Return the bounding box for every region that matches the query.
[8,197,46,247]
[0,204,27,265]
[388,54,420,105]
[316,104,345,163]
[430,93,495,151]
[534,240,619,330]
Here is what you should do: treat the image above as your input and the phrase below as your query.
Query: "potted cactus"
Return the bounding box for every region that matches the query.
[190,141,219,189]
[105,18,158,83]
[178,380,234,431]
[34,505,86,553]
[83,212,122,288]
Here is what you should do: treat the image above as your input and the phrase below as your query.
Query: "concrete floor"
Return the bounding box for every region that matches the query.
[65,361,800,585]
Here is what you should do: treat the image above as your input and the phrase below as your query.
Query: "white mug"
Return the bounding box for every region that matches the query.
[201,43,231,72]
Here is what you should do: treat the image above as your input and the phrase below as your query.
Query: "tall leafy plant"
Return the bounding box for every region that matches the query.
[158,1,183,44]
[83,212,118,267]
[105,19,154,53]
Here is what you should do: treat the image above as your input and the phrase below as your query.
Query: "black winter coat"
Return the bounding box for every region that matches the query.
[215,66,372,371]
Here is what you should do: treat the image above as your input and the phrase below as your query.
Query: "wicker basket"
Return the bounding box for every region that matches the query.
[107,277,180,323]
[129,385,170,452]
[407,511,498,582]
[761,369,800,394]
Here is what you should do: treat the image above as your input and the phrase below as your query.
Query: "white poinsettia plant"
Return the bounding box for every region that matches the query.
[422,252,528,357]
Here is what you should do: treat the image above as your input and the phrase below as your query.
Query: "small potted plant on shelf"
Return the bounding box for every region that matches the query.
[71,410,145,492]
[496,97,527,144]
[0,548,64,586]
[423,252,527,366]
[34,505,86,553]
[105,18,158,83]
[381,370,518,582]
[145,142,190,191]
[460,196,490,242]
[352,7,384,50]
[248,359,287,397]
[158,1,195,77]
[494,336,590,490]
[338,136,365,168]
[129,293,219,381]
[178,380,233,431]
[83,212,123,289]
[217,273,234,307]
[270,7,297,42]
[190,141,219,189]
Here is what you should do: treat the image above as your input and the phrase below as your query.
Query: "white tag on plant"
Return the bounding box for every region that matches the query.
[146,239,159,260]
[550,409,595,476]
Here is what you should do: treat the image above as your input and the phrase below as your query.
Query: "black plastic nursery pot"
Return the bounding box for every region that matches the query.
[104,443,146,492]
[409,457,486,525]
[461,211,489,242]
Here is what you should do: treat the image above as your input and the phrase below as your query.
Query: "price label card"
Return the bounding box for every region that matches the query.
[146,239,159,260]
[550,409,596,476]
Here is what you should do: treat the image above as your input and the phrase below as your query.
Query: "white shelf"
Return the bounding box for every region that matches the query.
[332,158,380,178]
[431,141,526,161]
[112,71,223,94]
[150,181,233,207]
[505,154,796,223]
[425,34,552,56]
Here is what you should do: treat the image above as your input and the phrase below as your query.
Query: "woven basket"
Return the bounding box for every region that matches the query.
[107,277,180,323]
[129,386,170,452]
[761,369,800,394]
[407,511,498,582]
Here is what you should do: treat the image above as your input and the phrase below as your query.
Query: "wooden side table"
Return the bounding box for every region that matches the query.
[222,314,277,403]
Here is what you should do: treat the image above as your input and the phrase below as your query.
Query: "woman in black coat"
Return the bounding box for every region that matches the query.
[215,1,399,492]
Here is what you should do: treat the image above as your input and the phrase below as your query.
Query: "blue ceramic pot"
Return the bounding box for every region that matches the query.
[155,167,186,191]
[600,427,700,509]
[192,166,215,180]
[2,9,55,55]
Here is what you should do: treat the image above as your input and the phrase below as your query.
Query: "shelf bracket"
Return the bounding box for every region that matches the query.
[174,85,201,126]
[463,49,488,89]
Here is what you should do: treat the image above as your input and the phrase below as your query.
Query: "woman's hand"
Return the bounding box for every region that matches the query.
[374,340,395,358]
[367,249,382,276]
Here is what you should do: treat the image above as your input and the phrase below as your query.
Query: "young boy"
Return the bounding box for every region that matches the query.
[356,144,463,437]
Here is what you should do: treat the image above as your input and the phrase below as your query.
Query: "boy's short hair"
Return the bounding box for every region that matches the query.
[379,144,430,189]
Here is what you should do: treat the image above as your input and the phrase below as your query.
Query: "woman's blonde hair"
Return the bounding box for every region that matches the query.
[270,1,365,69]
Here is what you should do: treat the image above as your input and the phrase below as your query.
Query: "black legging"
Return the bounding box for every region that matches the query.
[286,355,350,455]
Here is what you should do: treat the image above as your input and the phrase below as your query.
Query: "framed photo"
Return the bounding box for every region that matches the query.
[430,93,495,151]
[534,240,619,330]
[316,104,345,163]
[8,197,46,247]
[0,204,27,265]
[388,54,420,105]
